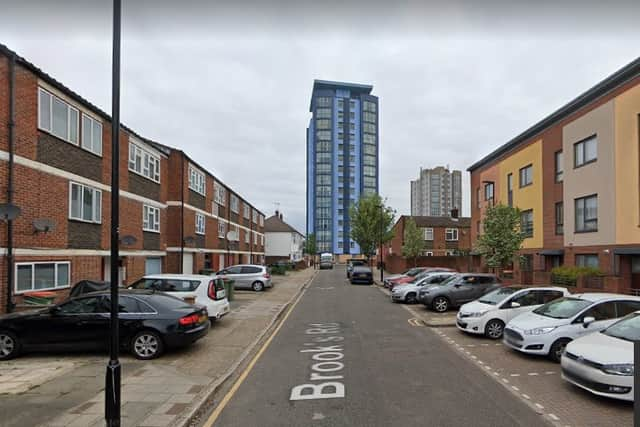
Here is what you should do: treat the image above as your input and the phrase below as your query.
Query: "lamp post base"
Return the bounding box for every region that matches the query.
[105,359,121,427]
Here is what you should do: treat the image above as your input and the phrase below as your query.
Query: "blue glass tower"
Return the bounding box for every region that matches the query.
[306,80,379,255]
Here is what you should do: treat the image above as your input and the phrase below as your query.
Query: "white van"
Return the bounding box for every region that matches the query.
[319,253,333,270]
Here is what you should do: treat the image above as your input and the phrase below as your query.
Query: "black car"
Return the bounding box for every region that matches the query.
[346,259,367,278]
[0,289,209,361]
[350,266,373,285]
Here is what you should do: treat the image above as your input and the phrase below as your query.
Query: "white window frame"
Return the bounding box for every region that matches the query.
[245,228,250,243]
[243,205,250,219]
[38,87,79,145]
[233,225,240,241]
[230,194,239,213]
[445,228,459,241]
[261,234,264,245]
[128,142,161,183]
[259,215,264,227]
[69,182,102,224]
[218,221,226,238]
[81,113,103,156]
[252,210,258,224]
[214,184,226,206]
[254,231,258,244]
[212,201,219,217]
[424,227,434,241]
[195,212,206,235]
[142,205,160,233]
[15,261,71,294]
[425,251,433,256]
[189,165,206,196]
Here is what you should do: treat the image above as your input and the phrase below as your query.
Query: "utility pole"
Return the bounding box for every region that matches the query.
[105,1,121,425]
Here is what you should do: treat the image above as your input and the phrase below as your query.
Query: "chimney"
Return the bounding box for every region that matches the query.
[275,209,279,217]
[280,212,283,220]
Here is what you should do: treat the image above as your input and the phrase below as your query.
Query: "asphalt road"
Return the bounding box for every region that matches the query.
[210,266,548,427]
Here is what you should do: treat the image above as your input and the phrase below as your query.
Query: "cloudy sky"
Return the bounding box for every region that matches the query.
[1,1,639,233]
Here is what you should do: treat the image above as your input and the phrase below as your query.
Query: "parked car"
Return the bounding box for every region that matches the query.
[391,272,456,303]
[69,280,113,298]
[503,293,640,362]
[350,266,373,285]
[383,267,428,288]
[216,265,272,291]
[347,259,367,278]
[129,274,230,320]
[561,311,640,401]
[456,286,569,339]
[319,253,334,270]
[418,273,501,312]
[0,289,209,361]
[387,267,456,290]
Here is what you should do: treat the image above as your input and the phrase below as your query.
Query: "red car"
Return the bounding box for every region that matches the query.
[387,267,456,290]
[382,267,428,288]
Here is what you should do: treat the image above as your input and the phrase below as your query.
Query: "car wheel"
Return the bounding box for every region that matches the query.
[549,338,571,363]
[484,319,505,339]
[0,331,20,360]
[252,281,264,292]
[131,330,164,360]
[432,297,449,313]
[405,293,418,304]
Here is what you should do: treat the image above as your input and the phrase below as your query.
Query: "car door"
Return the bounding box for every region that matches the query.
[572,301,618,338]
[450,276,477,304]
[502,290,539,323]
[225,266,247,289]
[242,266,263,286]
[48,296,109,350]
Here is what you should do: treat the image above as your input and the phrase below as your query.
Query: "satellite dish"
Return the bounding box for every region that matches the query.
[33,218,55,233]
[0,203,21,221]
[226,230,238,241]
[120,235,137,246]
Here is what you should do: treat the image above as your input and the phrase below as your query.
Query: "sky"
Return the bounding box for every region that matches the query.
[1,0,639,234]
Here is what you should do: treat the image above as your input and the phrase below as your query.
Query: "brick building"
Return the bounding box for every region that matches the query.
[468,56,640,293]
[0,44,264,313]
[382,215,472,273]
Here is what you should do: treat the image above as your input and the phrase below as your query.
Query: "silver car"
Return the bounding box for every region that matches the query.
[217,264,272,291]
[391,272,456,304]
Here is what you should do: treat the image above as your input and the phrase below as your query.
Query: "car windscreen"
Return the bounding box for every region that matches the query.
[602,312,640,342]
[407,268,423,277]
[478,287,519,305]
[129,278,200,292]
[438,274,460,286]
[532,297,592,319]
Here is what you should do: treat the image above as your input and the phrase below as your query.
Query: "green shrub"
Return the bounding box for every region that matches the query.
[551,266,602,286]
[269,265,287,275]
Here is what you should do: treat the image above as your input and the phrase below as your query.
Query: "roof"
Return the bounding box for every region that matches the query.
[264,215,304,236]
[399,215,471,228]
[468,55,640,172]
[0,43,264,217]
[310,79,374,111]
[142,274,212,280]
[571,293,640,302]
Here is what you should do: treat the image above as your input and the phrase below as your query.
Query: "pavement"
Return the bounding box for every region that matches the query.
[0,267,316,427]
[207,265,549,427]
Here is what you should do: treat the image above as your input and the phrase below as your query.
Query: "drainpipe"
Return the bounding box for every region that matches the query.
[6,54,16,313]
[180,153,184,273]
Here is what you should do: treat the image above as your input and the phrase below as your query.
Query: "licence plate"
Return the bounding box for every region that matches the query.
[198,314,208,323]
[218,289,226,299]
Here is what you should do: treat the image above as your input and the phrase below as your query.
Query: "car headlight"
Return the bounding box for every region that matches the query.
[601,364,634,376]
[468,310,488,318]
[524,327,557,335]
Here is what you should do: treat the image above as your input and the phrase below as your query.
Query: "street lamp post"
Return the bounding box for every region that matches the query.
[105,1,122,425]
[379,202,383,283]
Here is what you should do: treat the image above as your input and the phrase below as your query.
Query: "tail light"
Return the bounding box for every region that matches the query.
[208,280,217,300]
[179,314,200,326]
[263,273,270,279]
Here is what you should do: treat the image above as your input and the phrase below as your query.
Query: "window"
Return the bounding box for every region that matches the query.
[316,130,331,140]
[363,123,376,134]
[555,202,563,235]
[484,182,494,202]
[507,173,513,207]
[189,165,206,195]
[575,254,599,268]
[38,88,79,144]
[195,213,205,235]
[81,114,103,155]
[214,184,226,205]
[69,182,102,223]
[574,135,597,168]
[578,301,616,322]
[445,228,458,241]
[212,201,219,217]
[350,241,355,249]
[58,296,104,314]
[243,204,250,219]
[363,101,376,113]
[254,232,258,244]
[129,143,160,182]
[424,228,434,241]
[230,195,239,213]
[218,221,226,238]
[316,119,330,129]
[16,261,70,293]
[252,210,258,223]
[520,209,533,238]
[143,205,160,232]
[260,215,264,226]
[245,229,250,243]
[316,108,331,119]
[519,164,533,187]
[363,111,376,123]
[617,301,640,317]
[317,97,331,107]
[363,134,376,144]
[575,194,597,232]
[555,151,563,182]
[425,251,433,256]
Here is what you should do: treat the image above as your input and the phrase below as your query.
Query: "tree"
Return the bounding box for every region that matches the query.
[402,218,425,267]
[475,204,525,271]
[349,193,395,263]
[303,233,317,256]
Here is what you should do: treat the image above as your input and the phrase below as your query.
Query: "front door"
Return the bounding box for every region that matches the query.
[520,255,533,285]
[631,256,640,290]
[183,253,194,274]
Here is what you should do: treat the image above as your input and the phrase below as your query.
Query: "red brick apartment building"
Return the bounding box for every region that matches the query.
[0,44,264,313]
[383,215,471,273]
[468,56,640,293]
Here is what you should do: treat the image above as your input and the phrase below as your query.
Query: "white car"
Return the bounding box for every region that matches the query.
[456,286,569,339]
[129,274,230,320]
[503,293,640,362]
[391,272,456,303]
[561,311,640,402]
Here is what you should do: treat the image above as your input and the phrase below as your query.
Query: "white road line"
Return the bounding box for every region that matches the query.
[471,355,477,360]
[495,343,501,346]
[545,371,556,375]
[484,366,492,370]
[478,361,484,365]
[510,374,521,377]
[502,378,509,384]
[535,403,544,410]
[522,394,531,400]
[511,386,519,392]
[481,343,489,347]
[466,344,476,347]
[528,372,539,376]
[493,371,500,376]
[548,414,559,421]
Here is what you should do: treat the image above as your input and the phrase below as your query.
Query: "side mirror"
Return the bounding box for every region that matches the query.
[510,302,521,308]
[583,316,595,328]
